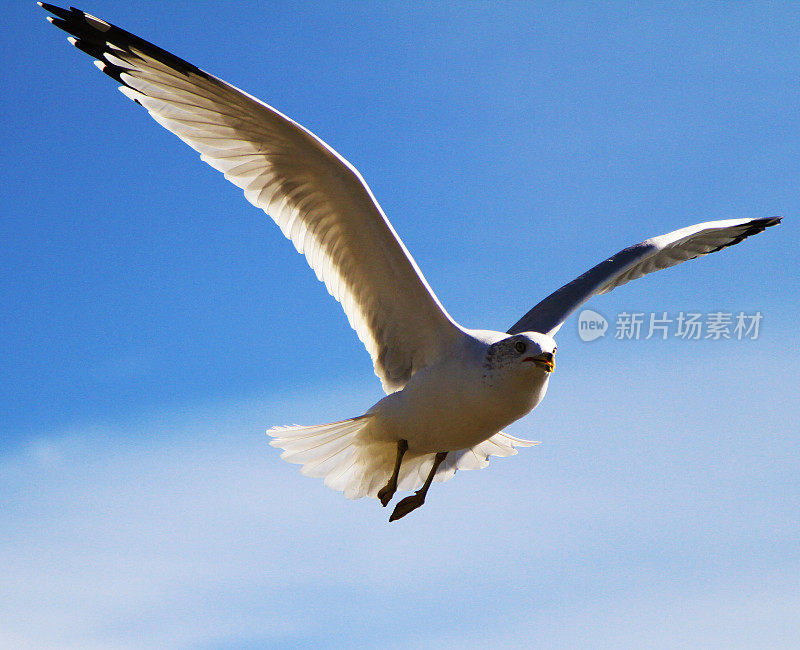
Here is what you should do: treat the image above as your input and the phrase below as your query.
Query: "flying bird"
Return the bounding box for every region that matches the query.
[41,3,780,522]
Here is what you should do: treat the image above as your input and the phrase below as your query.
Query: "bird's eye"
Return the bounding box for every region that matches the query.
[514,341,526,353]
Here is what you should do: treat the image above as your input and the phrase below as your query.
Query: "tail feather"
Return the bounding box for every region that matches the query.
[269,416,388,499]
[301,445,355,479]
[325,454,361,494]
[269,417,366,480]
[285,433,356,470]
[268,418,538,501]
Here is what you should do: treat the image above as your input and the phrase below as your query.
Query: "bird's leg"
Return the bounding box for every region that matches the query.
[378,438,408,507]
[389,450,448,522]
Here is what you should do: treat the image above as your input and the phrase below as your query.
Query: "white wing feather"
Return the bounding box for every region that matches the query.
[43,4,463,392]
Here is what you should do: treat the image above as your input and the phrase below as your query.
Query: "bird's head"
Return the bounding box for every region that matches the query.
[487,332,557,377]
[483,331,557,416]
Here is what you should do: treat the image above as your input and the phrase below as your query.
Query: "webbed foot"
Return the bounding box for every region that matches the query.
[389,492,425,522]
[377,481,396,507]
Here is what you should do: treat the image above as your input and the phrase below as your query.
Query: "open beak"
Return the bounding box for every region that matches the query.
[524,352,555,373]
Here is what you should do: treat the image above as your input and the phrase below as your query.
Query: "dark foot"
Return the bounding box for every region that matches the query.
[377,481,396,507]
[389,492,425,522]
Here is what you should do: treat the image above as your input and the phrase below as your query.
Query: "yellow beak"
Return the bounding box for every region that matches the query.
[526,352,555,373]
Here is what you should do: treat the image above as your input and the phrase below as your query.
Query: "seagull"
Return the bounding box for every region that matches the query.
[41,3,781,522]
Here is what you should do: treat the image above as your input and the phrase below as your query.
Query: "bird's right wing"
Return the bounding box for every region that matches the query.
[40,3,464,393]
[508,217,781,336]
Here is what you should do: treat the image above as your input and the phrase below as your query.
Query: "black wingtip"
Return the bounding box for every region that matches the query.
[40,1,210,86]
[38,2,72,20]
[749,216,781,228]
[706,216,782,254]
[751,216,782,232]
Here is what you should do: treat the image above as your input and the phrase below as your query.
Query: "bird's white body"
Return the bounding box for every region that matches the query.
[368,329,550,453]
[40,3,780,518]
[269,330,554,501]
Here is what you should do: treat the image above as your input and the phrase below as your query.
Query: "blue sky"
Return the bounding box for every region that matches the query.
[3,1,799,647]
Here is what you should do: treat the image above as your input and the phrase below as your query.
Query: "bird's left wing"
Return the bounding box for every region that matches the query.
[508,217,780,336]
[40,3,464,393]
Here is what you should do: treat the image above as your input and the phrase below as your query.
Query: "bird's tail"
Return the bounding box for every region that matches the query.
[268,416,539,501]
[268,416,385,500]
